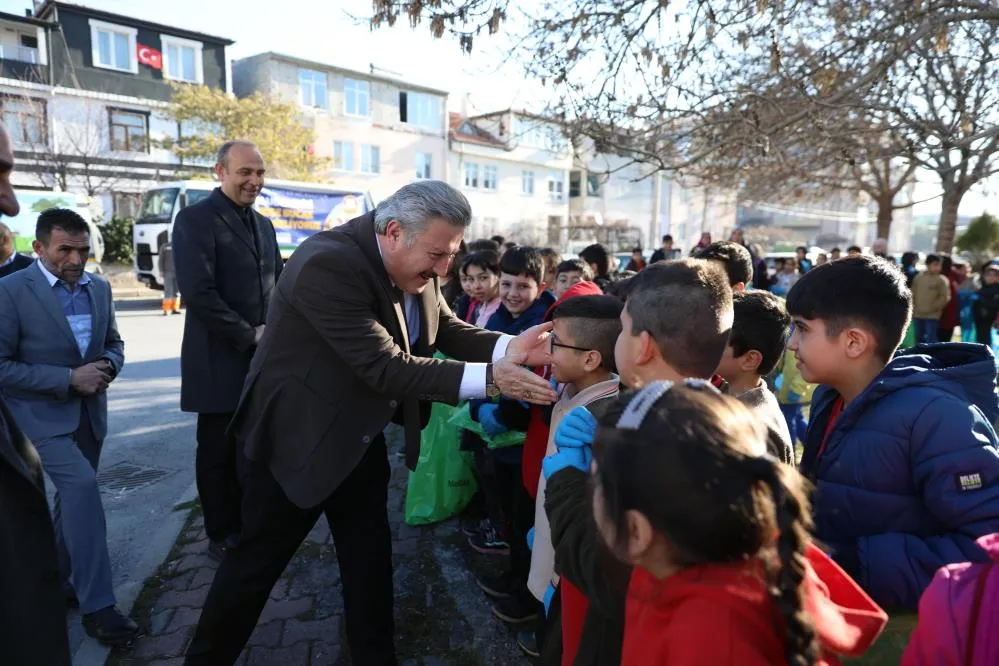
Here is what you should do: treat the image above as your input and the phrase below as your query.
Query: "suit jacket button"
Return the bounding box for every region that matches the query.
[362,435,371,444]
[389,400,398,408]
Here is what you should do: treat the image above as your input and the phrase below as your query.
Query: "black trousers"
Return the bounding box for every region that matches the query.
[975,317,995,346]
[185,436,395,666]
[494,457,534,596]
[195,412,243,542]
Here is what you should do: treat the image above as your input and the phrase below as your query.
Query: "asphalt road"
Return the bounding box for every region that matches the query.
[62,299,197,665]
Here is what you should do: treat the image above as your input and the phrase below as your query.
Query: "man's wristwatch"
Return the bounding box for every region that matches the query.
[485,364,501,398]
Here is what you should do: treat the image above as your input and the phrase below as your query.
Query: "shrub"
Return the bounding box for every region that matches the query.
[101,215,135,265]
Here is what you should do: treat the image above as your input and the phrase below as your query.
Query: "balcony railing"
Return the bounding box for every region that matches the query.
[0,45,39,64]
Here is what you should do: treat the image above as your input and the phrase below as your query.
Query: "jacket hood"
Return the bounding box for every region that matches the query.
[543,281,605,323]
[848,343,999,424]
[644,545,886,659]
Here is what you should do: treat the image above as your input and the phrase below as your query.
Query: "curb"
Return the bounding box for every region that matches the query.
[72,480,199,666]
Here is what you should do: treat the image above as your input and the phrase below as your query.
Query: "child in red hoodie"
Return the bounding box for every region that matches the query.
[580,381,888,666]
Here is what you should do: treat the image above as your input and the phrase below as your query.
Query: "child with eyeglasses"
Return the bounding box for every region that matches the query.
[583,381,887,665]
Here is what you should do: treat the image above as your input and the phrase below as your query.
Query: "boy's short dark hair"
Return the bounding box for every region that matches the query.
[469,238,500,252]
[925,254,942,266]
[730,291,791,376]
[786,255,911,363]
[662,234,673,243]
[626,259,733,378]
[693,241,754,287]
[490,235,505,246]
[460,250,500,276]
[605,274,636,302]
[36,208,89,245]
[847,245,863,254]
[552,295,624,372]
[499,245,544,284]
[556,258,594,280]
[580,243,611,277]
[831,247,841,253]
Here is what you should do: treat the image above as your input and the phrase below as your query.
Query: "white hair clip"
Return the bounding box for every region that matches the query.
[615,378,719,430]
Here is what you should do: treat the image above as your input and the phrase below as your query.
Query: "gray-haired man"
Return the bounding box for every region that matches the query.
[172,141,283,559]
[186,180,558,666]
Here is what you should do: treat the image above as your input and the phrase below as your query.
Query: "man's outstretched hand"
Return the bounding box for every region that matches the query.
[493,355,557,405]
[506,322,554,368]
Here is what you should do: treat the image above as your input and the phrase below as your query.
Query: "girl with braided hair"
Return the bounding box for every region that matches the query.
[586,381,887,665]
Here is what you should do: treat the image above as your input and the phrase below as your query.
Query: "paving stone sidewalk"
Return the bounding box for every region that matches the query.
[108,427,532,666]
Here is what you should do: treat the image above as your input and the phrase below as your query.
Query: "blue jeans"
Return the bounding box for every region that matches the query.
[780,404,808,444]
[914,318,939,344]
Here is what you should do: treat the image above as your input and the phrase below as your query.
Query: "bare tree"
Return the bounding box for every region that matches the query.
[372,0,999,249]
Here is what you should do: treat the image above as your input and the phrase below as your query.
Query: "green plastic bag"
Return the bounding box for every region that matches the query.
[404,401,478,526]
[448,402,527,449]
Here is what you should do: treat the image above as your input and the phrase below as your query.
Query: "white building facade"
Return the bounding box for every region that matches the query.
[232,52,448,204]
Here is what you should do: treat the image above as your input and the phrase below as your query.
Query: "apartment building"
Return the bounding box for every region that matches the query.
[232,52,448,203]
[449,109,572,243]
[0,1,232,217]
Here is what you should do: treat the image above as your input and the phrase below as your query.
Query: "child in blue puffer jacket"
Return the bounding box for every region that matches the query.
[786,255,999,611]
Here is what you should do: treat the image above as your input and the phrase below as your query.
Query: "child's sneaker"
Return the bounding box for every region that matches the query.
[476,571,514,599]
[461,516,490,538]
[516,630,540,658]
[491,595,540,624]
[468,524,510,556]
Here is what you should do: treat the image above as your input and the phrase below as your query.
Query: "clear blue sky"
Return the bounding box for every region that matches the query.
[2,0,995,218]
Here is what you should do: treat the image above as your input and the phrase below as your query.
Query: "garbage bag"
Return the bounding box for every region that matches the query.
[404,400,478,526]
[448,402,527,449]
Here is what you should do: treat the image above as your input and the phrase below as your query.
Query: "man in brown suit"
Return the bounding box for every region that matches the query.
[185,181,557,666]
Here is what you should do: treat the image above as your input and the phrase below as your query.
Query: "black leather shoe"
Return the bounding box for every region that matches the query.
[82,606,139,646]
[208,533,240,563]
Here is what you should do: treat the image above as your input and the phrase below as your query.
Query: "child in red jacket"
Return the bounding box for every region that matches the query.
[579,381,888,666]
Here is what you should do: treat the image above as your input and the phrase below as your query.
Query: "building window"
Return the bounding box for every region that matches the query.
[548,171,565,202]
[483,165,498,191]
[463,162,478,189]
[587,173,602,197]
[398,91,442,131]
[109,109,148,153]
[415,152,432,180]
[333,140,354,171]
[2,97,45,145]
[521,170,534,196]
[161,35,203,84]
[360,144,380,174]
[89,19,137,73]
[344,79,370,116]
[299,69,328,110]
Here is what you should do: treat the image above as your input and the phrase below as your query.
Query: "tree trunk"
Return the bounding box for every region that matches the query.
[875,196,894,241]
[936,189,964,253]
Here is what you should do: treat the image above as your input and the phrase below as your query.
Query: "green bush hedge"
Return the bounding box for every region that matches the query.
[101,216,134,265]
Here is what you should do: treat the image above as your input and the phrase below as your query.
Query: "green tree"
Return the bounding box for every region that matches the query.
[101,216,135,265]
[956,212,999,266]
[159,83,329,182]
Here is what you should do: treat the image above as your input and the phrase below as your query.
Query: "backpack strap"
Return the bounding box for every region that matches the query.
[965,563,994,666]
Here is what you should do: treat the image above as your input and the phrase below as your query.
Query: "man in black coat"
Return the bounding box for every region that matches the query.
[0,221,34,278]
[172,141,282,559]
[0,119,70,665]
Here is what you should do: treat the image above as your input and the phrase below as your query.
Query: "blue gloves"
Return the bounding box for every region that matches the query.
[527,527,535,551]
[542,407,597,479]
[787,391,801,404]
[555,406,597,450]
[478,404,508,437]
[543,583,556,616]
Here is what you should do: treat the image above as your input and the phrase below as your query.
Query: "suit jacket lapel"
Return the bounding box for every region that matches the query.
[25,264,80,355]
[416,282,438,356]
[211,189,258,258]
[84,279,104,359]
[350,211,411,354]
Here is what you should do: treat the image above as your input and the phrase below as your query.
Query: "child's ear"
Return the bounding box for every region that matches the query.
[625,509,655,563]
[843,327,874,359]
[739,349,763,373]
[584,350,602,372]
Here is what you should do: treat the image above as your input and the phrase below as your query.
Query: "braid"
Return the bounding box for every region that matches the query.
[758,460,819,666]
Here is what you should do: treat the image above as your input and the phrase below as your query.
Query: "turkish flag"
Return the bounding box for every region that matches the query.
[137,43,162,70]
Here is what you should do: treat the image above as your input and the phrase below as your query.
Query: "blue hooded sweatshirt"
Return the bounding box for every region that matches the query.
[801,342,999,611]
